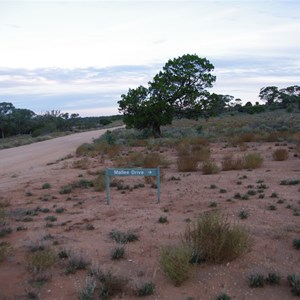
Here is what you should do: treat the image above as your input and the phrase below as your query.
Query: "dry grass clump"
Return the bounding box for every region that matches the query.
[202,160,220,175]
[0,241,11,263]
[183,212,251,263]
[93,171,106,192]
[221,154,244,171]
[222,153,263,170]
[177,155,199,172]
[72,157,90,169]
[272,148,289,161]
[159,244,192,286]
[26,247,57,273]
[243,153,264,169]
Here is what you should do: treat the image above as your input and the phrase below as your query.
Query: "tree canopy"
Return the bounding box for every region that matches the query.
[118,54,216,137]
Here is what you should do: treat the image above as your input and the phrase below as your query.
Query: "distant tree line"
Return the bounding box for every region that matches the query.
[0,102,121,139]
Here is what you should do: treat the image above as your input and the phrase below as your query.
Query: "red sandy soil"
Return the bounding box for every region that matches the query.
[0,129,300,300]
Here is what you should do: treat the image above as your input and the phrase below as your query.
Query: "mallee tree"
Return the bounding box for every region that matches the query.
[118,54,216,137]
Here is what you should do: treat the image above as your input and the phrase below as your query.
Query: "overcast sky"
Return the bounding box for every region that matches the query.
[1,0,299,116]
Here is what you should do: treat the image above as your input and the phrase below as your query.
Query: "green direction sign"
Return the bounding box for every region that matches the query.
[105,168,160,205]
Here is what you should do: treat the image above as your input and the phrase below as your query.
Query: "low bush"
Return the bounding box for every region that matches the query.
[177,156,198,172]
[109,230,139,244]
[287,274,300,296]
[0,241,11,262]
[272,148,289,161]
[65,252,90,274]
[243,153,263,169]
[221,154,244,171]
[26,248,57,273]
[249,273,264,288]
[136,282,155,297]
[159,244,192,286]
[202,160,220,174]
[183,212,251,263]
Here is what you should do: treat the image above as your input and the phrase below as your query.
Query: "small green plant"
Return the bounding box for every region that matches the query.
[287,274,300,296]
[233,192,241,199]
[210,184,217,189]
[270,192,278,198]
[79,276,96,300]
[209,201,217,208]
[219,189,227,194]
[272,148,288,161]
[247,190,256,196]
[0,241,11,262]
[111,246,125,260]
[280,179,300,185]
[268,205,277,211]
[86,224,95,230]
[158,216,168,224]
[66,252,90,274]
[249,273,264,288]
[159,244,192,286]
[215,293,231,300]
[239,210,249,220]
[293,239,300,250]
[265,272,280,285]
[109,230,139,244]
[136,282,155,297]
[59,185,72,194]
[45,215,57,222]
[0,226,12,238]
[42,183,51,189]
[55,207,65,214]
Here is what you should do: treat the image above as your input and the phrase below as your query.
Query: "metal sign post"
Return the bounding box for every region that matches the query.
[105,168,160,205]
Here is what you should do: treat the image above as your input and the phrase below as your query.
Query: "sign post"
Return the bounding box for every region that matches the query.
[105,168,160,205]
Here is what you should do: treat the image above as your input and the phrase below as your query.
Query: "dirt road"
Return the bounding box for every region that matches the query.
[0,127,121,176]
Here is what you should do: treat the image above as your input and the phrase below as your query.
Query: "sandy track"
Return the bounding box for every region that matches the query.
[0,127,121,175]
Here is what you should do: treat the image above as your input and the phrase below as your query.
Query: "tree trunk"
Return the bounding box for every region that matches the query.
[152,124,161,138]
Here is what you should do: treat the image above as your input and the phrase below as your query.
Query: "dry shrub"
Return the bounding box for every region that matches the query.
[191,145,210,162]
[221,154,244,171]
[190,137,209,146]
[0,242,11,263]
[76,143,100,157]
[202,160,220,174]
[176,141,190,156]
[72,157,90,169]
[272,148,289,161]
[107,145,121,159]
[26,248,57,273]
[143,153,167,168]
[244,153,263,169]
[126,152,145,167]
[183,212,251,263]
[177,156,198,172]
[93,172,106,192]
[159,244,192,286]
[296,143,300,156]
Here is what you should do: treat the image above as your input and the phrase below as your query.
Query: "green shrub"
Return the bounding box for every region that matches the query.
[249,273,264,288]
[215,293,231,300]
[183,212,251,263]
[66,252,90,274]
[109,230,139,244]
[239,210,249,220]
[159,244,192,286]
[59,185,72,194]
[287,274,300,296]
[111,247,125,260]
[158,216,168,224]
[265,272,280,285]
[293,239,300,250]
[280,179,300,185]
[42,183,51,189]
[136,282,155,297]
